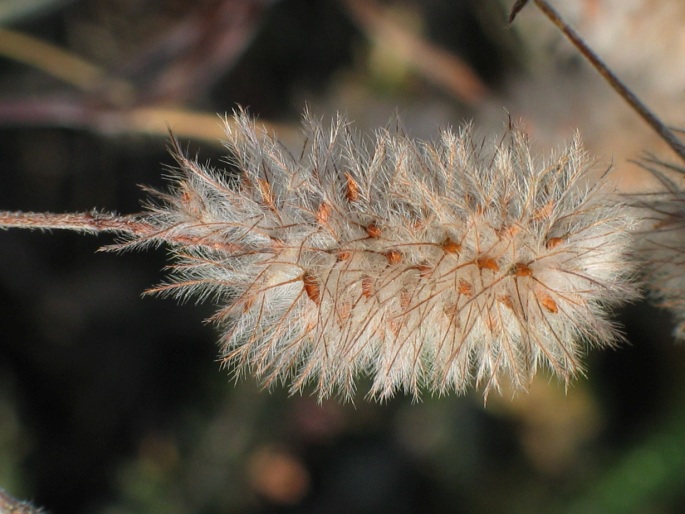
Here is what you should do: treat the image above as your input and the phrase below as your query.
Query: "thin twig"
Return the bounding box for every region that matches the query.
[508,0,529,24]
[509,0,685,164]
[0,210,249,254]
[0,210,152,235]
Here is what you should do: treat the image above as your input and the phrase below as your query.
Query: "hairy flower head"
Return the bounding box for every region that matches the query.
[137,110,637,400]
[634,162,685,340]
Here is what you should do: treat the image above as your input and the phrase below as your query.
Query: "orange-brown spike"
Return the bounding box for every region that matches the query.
[498,295,514,310]
[361,276,374,298]
[477,256,500,272]
[537,291,559,313]
[512,262,533,277]
[458,279,474,297]
[337,250,352,262]
[442,237,461,254]
[345,172,360,202]
[546,236,564,249]
[303,273,321,305]
[316,202,331,224]
[177,181,204,217]
[366,223,381,238]
[257,178,276,211]
[179,182,192,204]
[495,225,521,239]
[533,201,554,221]
[385,250,402,265]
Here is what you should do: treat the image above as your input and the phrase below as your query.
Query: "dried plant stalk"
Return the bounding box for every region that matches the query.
[510,0,685,163]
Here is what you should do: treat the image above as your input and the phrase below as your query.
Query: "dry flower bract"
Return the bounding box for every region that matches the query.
[122,110,637,400]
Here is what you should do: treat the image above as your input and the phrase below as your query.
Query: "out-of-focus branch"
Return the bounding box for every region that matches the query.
[0,1,273,104]
[117,0,274,103]
[0,28,134,102]
[342,0,491,106]
[0,97,301,147]
[0,1,290,145]
[0,0,72,25]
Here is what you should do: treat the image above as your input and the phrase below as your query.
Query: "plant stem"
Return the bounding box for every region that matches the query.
[0,210,151,235]
[510,0,685,163]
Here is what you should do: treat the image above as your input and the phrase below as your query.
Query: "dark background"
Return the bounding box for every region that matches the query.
[2,1,685,513]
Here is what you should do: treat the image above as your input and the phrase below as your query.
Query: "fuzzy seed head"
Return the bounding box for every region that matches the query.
[141,110,638,400]
[635,167,685,340]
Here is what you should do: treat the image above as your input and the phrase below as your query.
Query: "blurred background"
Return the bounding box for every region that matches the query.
[2,0,685,512]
